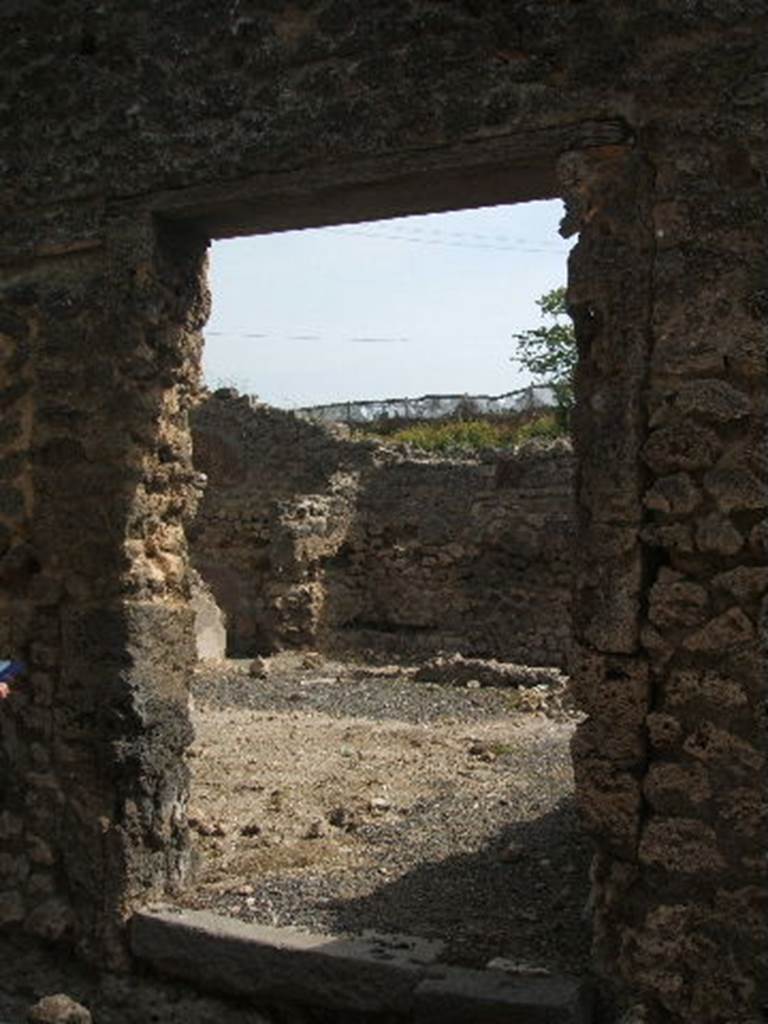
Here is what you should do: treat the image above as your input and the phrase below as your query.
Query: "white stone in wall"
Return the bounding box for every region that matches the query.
[190,573,227,661]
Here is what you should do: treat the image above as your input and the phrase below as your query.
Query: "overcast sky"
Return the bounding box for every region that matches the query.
[203,199,572,408]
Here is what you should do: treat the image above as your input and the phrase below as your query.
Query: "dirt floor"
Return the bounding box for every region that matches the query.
[177,653,593,978]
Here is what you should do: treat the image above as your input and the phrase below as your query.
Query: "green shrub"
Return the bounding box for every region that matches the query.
[355,411,566,453]
[515,413,567,443]
[386,419,508,453]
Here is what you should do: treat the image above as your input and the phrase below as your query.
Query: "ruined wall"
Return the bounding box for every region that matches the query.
[1,4,765,1022]
[189,391,573,666]
[323,445,573,665]
[189,391,373,655]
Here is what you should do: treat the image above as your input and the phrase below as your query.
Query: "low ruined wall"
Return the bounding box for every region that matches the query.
[189,391,375,656]
[323,446,573,666]
[189,391,574,667]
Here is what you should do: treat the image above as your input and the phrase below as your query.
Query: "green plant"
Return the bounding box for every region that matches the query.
[511,286,576,430]
[356,409,567,453]
[384,419,510,453]
[515,412,567,443]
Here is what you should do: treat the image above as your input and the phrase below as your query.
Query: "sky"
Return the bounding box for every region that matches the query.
[203,199,573,409]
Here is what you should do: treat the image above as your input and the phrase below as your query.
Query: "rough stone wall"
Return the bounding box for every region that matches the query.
[189,392,374,655]
[563,127,767,1021]
[189,392,573,666]
[0,220,207,965]
[1,4,765,1022]
[322,445,573,666]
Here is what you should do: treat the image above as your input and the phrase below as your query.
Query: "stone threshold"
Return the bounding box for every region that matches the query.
[131,907,594,1022]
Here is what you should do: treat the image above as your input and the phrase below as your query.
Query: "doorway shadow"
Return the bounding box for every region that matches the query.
[320,795,592,975]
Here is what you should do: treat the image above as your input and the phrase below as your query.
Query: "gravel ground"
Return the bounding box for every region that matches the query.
[178,653,593,977]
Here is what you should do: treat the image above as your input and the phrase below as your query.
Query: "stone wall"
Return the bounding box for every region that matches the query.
[189,391,573,667]
[1,4,765,1022]
[324,450,573,666]
[0,220,206,965]
[189,391,373,655]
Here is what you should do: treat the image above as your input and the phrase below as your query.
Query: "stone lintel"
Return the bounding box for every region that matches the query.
[128,120,630,240]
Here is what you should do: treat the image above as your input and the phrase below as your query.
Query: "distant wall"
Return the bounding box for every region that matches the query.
[189,391,573,667]
[189,391,374,656]
[324,448,573,666]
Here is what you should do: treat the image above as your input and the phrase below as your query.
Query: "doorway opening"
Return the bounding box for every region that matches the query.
[178,197,592,982]
[190,200,573,661]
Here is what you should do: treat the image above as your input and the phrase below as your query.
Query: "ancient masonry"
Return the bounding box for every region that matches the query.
[0,5,765,1023]
[189,390,573,666]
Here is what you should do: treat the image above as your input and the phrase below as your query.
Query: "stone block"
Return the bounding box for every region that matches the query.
[639,521,695,554]
[703,466,767,512]
[645,713,683,751]
[653,379,752,424]
[413,967,593,1023]
[724,326,768,378]
[641,420,721,474]
[27,993,92,1024]
[573,543,643,654]
[648,571,709,631]
[643,761,712,812]
[571,751,642,857]
[638,818,725,875]
[131,909,593,1021]
[26,873,56,899]
[190,577,227,661]
[683,722,764,775]
[568,647,650,725]
[664,669,747,710]
[131,908,444,1015]
[695,513,744,556]
[715,787,767,840]
[643,472,702,516]
[571,718,646,766]
[27,835,56,866]
[576,431,644,524]
[0,851,29,887]
[0,199,105,264]
[712,566,768,604]
[683,607,754,651]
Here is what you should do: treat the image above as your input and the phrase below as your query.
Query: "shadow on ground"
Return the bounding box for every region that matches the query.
[320,795,593,974]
